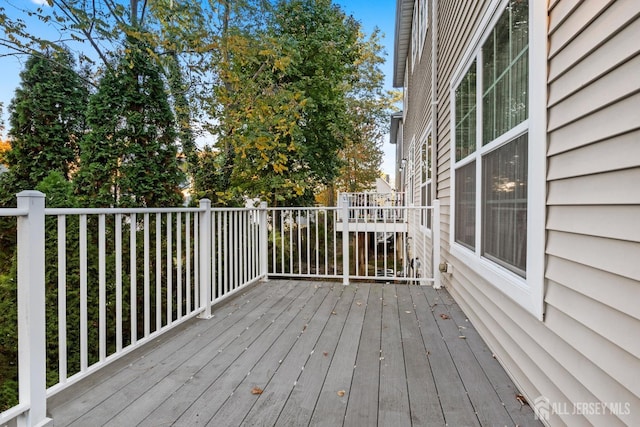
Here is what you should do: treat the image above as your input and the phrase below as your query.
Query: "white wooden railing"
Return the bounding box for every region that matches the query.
[0,192,438,427]
[338,191,406,222]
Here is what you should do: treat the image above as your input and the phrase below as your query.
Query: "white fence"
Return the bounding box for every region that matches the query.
[0,192,439,427]
[267,202,438,285]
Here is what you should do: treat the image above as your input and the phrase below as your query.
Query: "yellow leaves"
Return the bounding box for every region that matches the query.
[272,162,288,174]
[273,56,291,72]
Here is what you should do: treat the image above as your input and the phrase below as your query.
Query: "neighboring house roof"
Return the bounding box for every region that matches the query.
[393,0,414,87]
[375,177,393,193]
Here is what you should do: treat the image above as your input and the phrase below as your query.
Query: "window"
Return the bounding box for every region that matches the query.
[411,0,419,71]
[407,137,415,205]
[419,133,432,228]
[453,0,529,277]
[419,0,428,58]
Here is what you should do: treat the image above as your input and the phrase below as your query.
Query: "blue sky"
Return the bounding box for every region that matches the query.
[0,0,397,179]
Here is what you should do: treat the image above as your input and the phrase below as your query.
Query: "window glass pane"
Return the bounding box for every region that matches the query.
[455,62,476,161]
[482,0,528,144]
[482,133,528,276]
[455,161,476,249]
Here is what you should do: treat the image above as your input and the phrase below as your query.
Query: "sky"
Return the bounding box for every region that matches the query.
[0,0,398,181]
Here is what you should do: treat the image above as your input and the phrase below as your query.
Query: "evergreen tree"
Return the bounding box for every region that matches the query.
[75,37,185,208]
[2,49,87,198]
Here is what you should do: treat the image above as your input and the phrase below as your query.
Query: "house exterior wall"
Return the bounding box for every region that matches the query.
[399,0,435,281]
[395,0,640,425]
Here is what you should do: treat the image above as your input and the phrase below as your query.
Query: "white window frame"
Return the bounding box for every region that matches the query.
[403,62,409,122]
[418,126,433,234]
[411,0,419,72]
[449,0,546,320]
[407,136,416,206]
[418,0,428,61]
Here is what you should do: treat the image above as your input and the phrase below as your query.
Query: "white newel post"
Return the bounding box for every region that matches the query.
[259,202,269,281]
[341,193,349,286]
[198,199,213,319]
[16,191,51,427]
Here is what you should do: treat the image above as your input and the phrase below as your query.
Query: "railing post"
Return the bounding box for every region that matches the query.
[259,202,269,282]
[433,199,442,289]
[198,199,213,319]
[341,193,349,286]
[16,191,51,427]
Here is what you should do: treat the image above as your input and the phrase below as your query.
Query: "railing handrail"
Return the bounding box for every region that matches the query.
[45,206,265,216]
[0,208,29,216]
[45,206,204,215]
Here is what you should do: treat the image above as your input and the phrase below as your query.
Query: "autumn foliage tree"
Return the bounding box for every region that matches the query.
[208,0,361,206]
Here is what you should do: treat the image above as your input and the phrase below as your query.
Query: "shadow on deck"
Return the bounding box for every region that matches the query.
[47,280,541,426]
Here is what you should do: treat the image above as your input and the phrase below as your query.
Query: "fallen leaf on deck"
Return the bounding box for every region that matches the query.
[515,393,528,406]
[323,351,329,357]
[439,314,449,320]
[251,387,263,395]
[337,390,346,397]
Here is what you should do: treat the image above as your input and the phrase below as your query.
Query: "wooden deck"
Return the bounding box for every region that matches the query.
[47,280,541,426]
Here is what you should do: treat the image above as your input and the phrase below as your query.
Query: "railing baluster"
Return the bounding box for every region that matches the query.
[306,210,311,276]
[130,213,137,345]
[186,212,191,314]
[217,211,223,298]
[99,214,106,361]
[115,213,123,352]
[177,212,182,319]
[194,213,199,309]
[167,212,172,326]
[57,215,67,384]
[79,214,88,372]
[297,210,302,275]
[156,213,162,331]
[211,211,217,300]
[144,213,150,338]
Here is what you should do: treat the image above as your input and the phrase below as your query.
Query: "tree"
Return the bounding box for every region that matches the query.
[75,37,185,208]
[334,29,397,194]
[208,0,361,206]
[2,49,87,196]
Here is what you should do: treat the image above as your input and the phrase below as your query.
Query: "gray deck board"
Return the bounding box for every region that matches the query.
[343,282,382,427]
[273,284,360,426]
[239,284,348,426]
[425,289,513,426]
[139,282,321,426]
[46,280,541,427]
[208,283,340,425]
[396,284,446,426]
[307,284,370,427]
[378,284,412,426]
[409,284,482,426]
[49,280,283,426]
[102,281,308,427]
